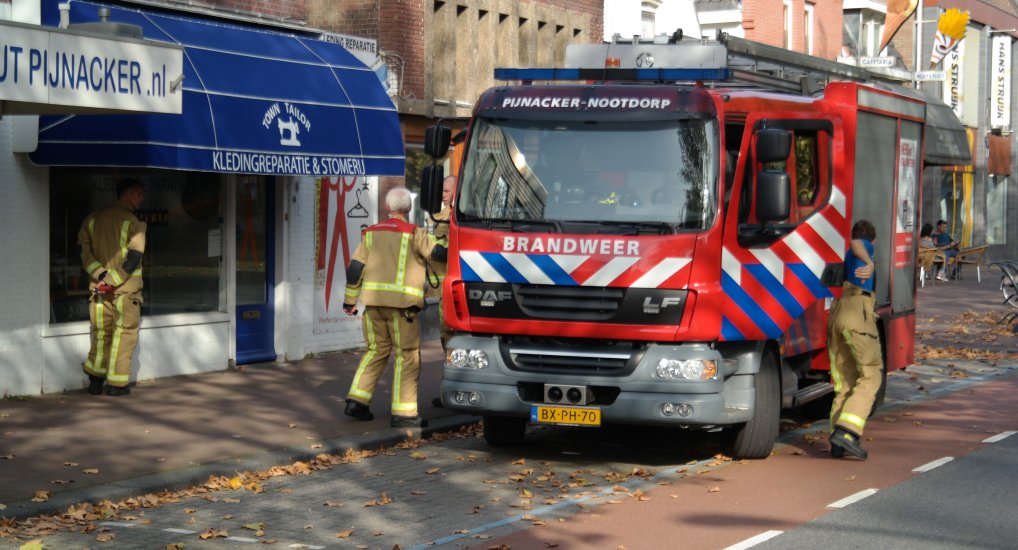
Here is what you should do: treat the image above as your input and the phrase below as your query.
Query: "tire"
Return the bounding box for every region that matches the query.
[723,352,781,459]
[482,415,527,447]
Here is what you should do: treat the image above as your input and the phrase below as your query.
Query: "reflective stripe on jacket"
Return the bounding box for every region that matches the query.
[344,214,437,309]
[78,200,147,296]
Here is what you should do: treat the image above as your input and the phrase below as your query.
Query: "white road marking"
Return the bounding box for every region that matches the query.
[723,530,784,550]
[288,545,325,550]
[98,521,135,528]
[227,536,260,543]
[912,456,954,473]
[163,528,197,534]
[983,431,1017,443]
[827,488,878,508]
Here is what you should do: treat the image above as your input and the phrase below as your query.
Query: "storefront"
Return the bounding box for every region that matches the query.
[1,0,403,395]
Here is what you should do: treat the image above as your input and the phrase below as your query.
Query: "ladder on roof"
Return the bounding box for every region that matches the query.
[495,31,906,96]
[716,32,898,94]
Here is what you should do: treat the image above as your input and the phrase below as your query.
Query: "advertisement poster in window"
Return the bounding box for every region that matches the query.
[895,138,918,268]
[314,176,377,333]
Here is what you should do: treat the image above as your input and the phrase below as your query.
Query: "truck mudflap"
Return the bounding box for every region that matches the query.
[439,334,757,426]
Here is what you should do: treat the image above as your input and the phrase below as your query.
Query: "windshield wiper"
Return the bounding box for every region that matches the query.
[461,216,563,233]
[596,221,677,235]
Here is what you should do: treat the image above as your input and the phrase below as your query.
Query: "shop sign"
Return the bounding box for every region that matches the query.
[0,20,182,114]
[941,40,964,119]
[317,31,377,66]
[990,36,1011,128]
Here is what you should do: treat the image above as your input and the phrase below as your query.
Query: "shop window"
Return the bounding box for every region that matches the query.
[986,175,1008,245]
[49,169,226,323]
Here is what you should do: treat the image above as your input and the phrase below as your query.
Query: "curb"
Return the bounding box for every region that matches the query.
[2,415,479,521]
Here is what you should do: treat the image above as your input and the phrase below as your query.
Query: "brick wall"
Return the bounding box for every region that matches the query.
[162,0,306,21]
[743,0,843,59]
[306,0,603,119]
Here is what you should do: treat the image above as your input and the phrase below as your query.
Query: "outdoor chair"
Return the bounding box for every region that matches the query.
[951,245,988,282]
[917,247,945,287]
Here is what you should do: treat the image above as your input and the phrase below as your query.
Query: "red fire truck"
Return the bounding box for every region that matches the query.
[419,32,969,458]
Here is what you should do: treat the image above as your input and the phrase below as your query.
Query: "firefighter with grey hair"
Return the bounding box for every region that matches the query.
[343,187,447,428]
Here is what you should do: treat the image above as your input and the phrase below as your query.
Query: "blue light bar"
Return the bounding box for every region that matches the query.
[494,67,733,82]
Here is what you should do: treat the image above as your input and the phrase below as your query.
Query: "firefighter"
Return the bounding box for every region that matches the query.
[827,219,881,459]
[428,175,456,350]
[343,187,448,428]
[79,178,147,396]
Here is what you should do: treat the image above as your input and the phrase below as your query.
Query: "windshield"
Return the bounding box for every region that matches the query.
[458,117,719,231]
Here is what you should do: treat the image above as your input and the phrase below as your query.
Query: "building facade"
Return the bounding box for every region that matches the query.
[888,0,1017,261]
[2,0,404,395]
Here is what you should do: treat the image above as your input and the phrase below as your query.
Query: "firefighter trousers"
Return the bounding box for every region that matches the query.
[82,292,141,388]
[827,284,883,436]
[347,305,422,417]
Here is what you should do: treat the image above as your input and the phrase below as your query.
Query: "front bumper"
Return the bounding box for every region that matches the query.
[439,334,755,426]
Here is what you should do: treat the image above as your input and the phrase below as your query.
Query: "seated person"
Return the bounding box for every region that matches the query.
[931,219,959,281]
[918,223,935,249]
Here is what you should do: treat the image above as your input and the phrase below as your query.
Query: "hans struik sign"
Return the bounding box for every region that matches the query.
[0,19,183,115]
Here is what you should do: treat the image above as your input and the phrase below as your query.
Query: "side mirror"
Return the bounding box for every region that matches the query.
[755,128,791,164]
[756,170,790,223]
[424,125,452,158]
[420,165,445,214]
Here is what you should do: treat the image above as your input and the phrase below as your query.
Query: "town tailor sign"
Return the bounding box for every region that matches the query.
[0,19,183,115]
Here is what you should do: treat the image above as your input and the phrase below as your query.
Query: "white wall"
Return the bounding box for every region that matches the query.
[0,119,49,397]
[282,177,366,360]
[604,0,702,41]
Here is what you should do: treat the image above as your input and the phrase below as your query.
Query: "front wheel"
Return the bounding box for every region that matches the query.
[482,416,527,447]
[723,353,781,459]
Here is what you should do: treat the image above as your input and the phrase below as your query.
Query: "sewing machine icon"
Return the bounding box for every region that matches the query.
[277,117,302,147]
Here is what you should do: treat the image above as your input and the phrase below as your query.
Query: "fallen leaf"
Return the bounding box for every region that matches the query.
[96,533,115,541]
[0,454,14,460]
[409,451,427,460]
[324,501,345,507]
[165,544,185,550]
[336,529,354,539]
[63,462,79,467]
[228,477,243,490]
[243,522,265,530]
[707,486,720,493]
[199,528,228,539]
[512,458,526,465]
[288,423,298,428]
[82,468,100,475]
[31,491,50,502]
[18,541,45,550]
[454,529,470,534]
[425,467,441,475]
[411,490,426,496]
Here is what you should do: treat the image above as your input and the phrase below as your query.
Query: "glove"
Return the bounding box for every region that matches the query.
[343,303,358,316]
[95,282,115,295]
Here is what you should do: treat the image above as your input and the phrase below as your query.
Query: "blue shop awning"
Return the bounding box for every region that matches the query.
[30,1,404,177]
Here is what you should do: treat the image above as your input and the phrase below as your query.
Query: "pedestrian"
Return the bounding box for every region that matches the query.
[827,219,881,459]
[343,187,448,428]
[79,178,147,396]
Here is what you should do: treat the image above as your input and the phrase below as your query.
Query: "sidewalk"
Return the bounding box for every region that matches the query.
[1,274,1015,520]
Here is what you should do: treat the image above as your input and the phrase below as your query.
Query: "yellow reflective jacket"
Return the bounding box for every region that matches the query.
[344,214,438,309]
[78,200,147,296]
[425,206,451,300]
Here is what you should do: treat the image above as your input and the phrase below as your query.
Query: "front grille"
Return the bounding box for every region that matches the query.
[516,285,623,321]
[502,336,645,376]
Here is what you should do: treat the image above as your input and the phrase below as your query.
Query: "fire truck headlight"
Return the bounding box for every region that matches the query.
[655,359,718,380]
[448,348,489,369]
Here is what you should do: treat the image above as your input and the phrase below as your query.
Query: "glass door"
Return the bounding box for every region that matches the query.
[235,176,275,364]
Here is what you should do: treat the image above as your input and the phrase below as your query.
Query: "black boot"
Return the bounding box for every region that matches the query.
[829,427,867,459]
[87,375,105,395]
[104,385,131,396]
[344,399,374,421]
[390,415,428,428]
